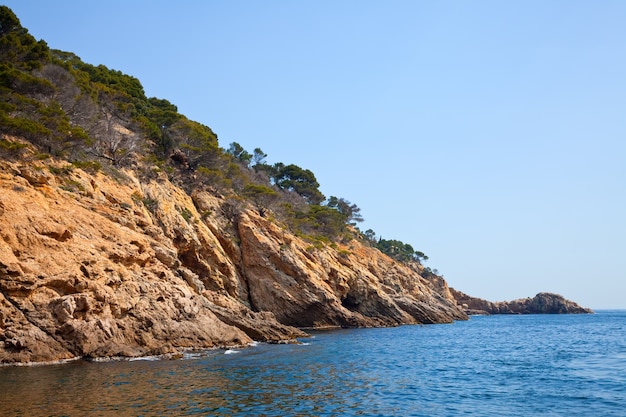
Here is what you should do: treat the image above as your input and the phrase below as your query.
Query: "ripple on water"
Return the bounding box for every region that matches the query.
[0,311,624,416]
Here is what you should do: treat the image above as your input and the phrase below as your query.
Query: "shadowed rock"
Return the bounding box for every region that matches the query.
[450,289,593,315]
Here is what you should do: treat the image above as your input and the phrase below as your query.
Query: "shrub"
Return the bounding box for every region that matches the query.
[179,207,193,223]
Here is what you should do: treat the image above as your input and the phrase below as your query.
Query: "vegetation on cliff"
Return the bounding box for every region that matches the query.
[0,5,429,263]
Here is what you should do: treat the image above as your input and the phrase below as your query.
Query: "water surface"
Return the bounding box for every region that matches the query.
[1,311,624,416]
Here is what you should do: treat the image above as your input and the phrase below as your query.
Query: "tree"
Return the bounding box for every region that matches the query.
[146,97,180,155]
[0,6,49,70]
[273,163,325,205]
[376,238,428,264]
[37,64,95,127]
[89,101,138,166]
[227,142,252,166]
[327,196,364,225]
[363,229,377,245]
[414,251,429,263]
[251,147,267,166]
[176,118,219,170]
[306,204,345,238]
[0,6,20,38]
[242,183,278,216]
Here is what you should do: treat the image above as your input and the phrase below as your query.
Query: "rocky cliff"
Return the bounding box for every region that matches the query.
[0,147,467,364]
[450,288,593,315]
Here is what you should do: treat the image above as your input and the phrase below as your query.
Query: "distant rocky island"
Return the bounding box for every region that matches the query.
[450,290,593,315]
[0,6,592,365]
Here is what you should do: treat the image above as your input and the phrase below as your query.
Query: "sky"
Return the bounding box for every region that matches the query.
[5,1,625,309]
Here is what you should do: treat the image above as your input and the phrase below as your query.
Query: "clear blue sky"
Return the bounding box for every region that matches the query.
[6,1,625,309]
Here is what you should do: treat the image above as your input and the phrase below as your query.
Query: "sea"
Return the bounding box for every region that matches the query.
[0,310,624,416]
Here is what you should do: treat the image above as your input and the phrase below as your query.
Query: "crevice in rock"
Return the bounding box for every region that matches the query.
[230,214,256,312]
[0,286,75,356]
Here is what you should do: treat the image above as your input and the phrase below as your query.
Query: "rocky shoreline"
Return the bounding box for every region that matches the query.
[1,157,469,365]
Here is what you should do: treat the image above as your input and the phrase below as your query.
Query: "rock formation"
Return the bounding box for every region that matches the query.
[0,151,466,364]
[450,288,593,315]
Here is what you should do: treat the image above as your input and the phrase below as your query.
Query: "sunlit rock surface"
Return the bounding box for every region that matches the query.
[0,155,466,364]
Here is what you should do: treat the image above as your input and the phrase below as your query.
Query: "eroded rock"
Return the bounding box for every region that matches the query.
[0,158,468,365]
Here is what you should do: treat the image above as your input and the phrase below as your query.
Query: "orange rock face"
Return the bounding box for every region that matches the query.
[0,157,465,365]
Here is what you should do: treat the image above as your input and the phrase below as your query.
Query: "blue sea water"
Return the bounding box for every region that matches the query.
[1,311,625,416]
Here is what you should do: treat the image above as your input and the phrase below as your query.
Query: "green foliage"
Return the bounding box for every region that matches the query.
[280,203,347,240]
[307,205,346,237]
[251,147,267,166]
[0,6,49,70]
[142,197,158,212]
[145,97,180,154]
[338,249,351,258]
[242,183,278,215]
[59,178,84,193]
[422,267,441,277]
[327,196,363,225]
[196,166,233,190]
[301,233,331,251]
[0,63,54,94]
[0,111,50,139]
[363,229,377,244]
[48,164,74,175]
[179,207,193,223]
[273,163,325,204]
[361,228,429,264]
[77,63,145,103]
[375,238,429,264]
[0,6,436,265]
[130,191,143,204]
[227,142,252,165]
[176,118,219,169]
[0,6,21,37]
[253,161,275,177]
[0,51,88,156]
[0,135,28,152]
[71,160,101,172]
